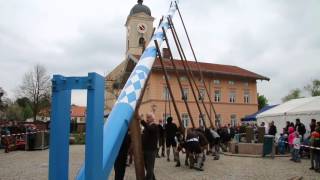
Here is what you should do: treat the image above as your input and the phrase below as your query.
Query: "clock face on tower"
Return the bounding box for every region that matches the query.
[137,23,147,34]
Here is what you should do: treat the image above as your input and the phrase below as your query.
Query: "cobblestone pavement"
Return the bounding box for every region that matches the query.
[0,145,319,180]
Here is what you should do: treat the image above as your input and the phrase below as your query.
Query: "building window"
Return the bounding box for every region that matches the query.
[199,114,205,127]
[215,114,222,127]
[181,113,189,128]
[244,82,249,87]
[180,76,187,82]
[163,87,170,100]
[214,89,221,102]
[139,37,145,47]
[231,114,237,127]
[213,80,220,85]
[182,88,188,100]
[228,80,235,85]
[162,75,171,80]
[229,91,236,103]
[198,88,205,101]
[244,90,250,104]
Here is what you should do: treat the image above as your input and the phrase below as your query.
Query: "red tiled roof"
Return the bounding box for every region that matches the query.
[71,105,86,117]
[153,59,269,80]
[131,55,269,80]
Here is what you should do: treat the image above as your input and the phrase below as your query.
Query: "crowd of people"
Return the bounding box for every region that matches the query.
[113,112,239,180]
[258,118,320,172]
[277,119,320,172]
[113,114,320,179]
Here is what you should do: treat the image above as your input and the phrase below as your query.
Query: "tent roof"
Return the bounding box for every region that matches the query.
[287,97,320,115]
[242,105,278,121]
[257,96,320,118]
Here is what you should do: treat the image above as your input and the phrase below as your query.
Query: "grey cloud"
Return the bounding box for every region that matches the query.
[0,0,319,106]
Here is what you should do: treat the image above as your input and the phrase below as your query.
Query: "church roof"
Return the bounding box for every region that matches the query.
[129,1,151,16]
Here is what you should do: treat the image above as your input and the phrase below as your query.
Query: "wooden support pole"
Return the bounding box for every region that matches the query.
[167,17,208,129]
[154,39,184,132]
[168,16,214,128]
[129,116,145,180]
[161,27,196,128]
[175,2,218,127]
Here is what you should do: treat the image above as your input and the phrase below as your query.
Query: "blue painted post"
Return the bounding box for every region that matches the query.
[85,73,105,180]
[49,73,105,180]
[49,75,71,180]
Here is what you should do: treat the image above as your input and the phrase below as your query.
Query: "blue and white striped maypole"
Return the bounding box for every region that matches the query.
[76,1,179,179]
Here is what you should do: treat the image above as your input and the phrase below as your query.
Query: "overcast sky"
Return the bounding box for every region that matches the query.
[0,0,319,106]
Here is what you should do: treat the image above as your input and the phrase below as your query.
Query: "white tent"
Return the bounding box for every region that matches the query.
[257,96,320,137]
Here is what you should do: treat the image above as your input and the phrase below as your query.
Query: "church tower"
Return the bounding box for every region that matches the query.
[125,0,155,55]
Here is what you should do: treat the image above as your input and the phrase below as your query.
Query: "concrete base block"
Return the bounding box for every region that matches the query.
[229,142,238,154]
[238,143,263,155]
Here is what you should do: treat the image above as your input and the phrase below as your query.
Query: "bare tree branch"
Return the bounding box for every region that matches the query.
[19,64,51,121]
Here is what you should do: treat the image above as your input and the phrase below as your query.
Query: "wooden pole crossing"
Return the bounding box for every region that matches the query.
[154,40,184,132]
[161,27,196,128]
[167,17,208,129]
[175,2,219,127]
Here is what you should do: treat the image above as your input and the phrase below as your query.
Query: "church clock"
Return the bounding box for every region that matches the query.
[137,23,147,34]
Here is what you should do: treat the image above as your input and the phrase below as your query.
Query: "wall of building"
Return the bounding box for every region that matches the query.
[139,71,259,127]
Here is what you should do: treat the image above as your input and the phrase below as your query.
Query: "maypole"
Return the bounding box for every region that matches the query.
[76,1,179,179]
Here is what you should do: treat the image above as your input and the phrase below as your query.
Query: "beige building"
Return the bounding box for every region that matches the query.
[105,1,269,128]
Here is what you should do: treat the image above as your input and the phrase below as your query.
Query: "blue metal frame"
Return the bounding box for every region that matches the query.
[49,72,105,180]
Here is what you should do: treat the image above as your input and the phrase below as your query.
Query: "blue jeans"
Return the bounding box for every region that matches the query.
[290,146,294,159]
[293,149,300,162]
[278,144,285,154]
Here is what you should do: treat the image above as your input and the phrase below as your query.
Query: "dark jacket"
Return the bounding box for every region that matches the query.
[141,121,159,151]
[158,124,164,139]
[268,125,277,136]
[165,122,178,140]
[295,123,306,136]
[310,123,316,133]
[196,130,208,147]
[205,128,214,143]
[118,132,131,155]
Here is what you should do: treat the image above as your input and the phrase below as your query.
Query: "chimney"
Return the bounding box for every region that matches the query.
[162,48,171,59]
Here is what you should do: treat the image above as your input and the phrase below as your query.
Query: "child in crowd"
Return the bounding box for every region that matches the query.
[278,133,286,155]
[293,132,301,162]
[288,127,295,160]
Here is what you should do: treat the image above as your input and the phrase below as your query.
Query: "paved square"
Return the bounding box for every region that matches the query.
[0,145,318,180]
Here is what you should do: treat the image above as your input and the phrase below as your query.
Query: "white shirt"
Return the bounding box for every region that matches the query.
[210,129,220,138]
[293,137,301,149]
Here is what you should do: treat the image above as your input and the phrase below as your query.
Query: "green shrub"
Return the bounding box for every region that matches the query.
[72,133,85,144]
